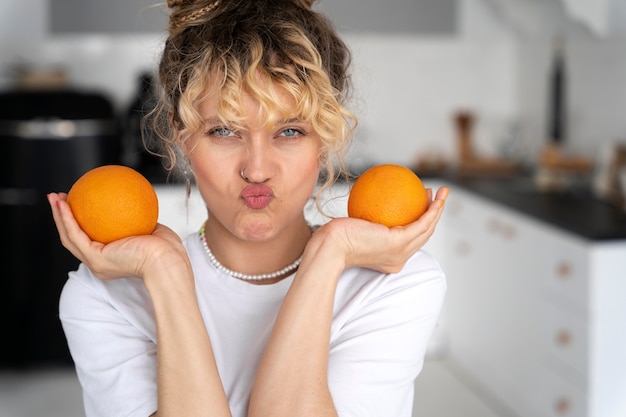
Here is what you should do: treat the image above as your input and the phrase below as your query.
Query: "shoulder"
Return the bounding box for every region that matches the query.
[331,250,446,332]
[59,263,107,317]
[327,250,446,414]
[336,249,446,304]
[59,263,155,329]
[60,263,149,304]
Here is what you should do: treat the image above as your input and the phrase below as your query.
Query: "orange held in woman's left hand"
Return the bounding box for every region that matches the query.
[347,164,428,227]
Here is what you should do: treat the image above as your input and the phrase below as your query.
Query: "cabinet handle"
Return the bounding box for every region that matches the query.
[500,224,516,240]
[555,329,572,348]
[487,218,500,234]
[554,397,571,415]
[556,262,572,280]
[486,218,516,240]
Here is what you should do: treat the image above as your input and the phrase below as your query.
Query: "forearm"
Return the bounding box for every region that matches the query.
[145,262,231,417]
[248,235,344,417]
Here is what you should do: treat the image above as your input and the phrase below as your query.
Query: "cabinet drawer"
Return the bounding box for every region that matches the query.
[542,302,588,378]
[444,190,490,232]
[524,226,589,311]
[546,244,588,311]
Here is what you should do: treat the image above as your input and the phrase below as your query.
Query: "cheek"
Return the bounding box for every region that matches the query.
[302,140,323,172]
[296,150,321,182]
[296,157,322,198]
[303,151,321,171]
[188,154,229,196]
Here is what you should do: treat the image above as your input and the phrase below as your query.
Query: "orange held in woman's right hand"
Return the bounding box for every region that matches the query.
[347,164,429,227]
[66,165,159,244]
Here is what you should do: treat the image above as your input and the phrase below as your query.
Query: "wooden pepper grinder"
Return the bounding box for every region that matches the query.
[453,110,521,177]
[455,110,475,163]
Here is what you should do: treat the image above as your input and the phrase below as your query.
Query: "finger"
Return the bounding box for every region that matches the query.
[47,193,71,245]
[48,193,88,263]
[424,189,447,229]
[55,197,104,263]
[402,189,447,246]
[57,198,99,250]
[434,186,449,201]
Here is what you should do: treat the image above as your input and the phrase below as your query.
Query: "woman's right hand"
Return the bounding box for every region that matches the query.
[47,192,189,283]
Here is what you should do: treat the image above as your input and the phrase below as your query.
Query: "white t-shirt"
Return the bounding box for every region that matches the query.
[59,231,446,417]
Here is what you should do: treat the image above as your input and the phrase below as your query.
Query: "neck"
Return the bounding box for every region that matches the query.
[202,217,312,279]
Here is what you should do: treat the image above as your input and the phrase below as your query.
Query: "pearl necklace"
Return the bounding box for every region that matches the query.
[198,222,303,281]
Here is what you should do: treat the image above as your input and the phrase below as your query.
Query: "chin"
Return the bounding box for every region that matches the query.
[237,216,277,241]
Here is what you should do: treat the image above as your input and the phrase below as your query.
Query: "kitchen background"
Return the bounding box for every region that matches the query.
[1,0,626,416]
[3,0,626,169]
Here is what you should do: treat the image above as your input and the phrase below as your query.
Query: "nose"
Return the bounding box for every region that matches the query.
[241,137,275,183]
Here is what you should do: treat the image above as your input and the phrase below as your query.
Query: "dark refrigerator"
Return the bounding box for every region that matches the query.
[0,89,119,368]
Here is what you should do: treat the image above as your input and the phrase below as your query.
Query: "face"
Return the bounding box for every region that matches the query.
[183,77,321,244]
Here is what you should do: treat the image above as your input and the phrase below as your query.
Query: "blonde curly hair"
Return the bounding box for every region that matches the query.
[148,0,357,195]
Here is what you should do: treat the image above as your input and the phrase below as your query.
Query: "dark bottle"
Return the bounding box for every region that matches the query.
[547,39,566,145]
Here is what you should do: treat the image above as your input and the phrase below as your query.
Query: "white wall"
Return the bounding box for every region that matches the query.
[0,0,47,40]
[345,35,519,167]
[518,38,626,158]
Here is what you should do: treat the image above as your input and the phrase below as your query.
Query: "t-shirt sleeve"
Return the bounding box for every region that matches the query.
[328,251,447,417]
[58,264,158,417]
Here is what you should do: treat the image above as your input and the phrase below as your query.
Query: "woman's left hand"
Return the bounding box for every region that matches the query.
[314,186,449,274]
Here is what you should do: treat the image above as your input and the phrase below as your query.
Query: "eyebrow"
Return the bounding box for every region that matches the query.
[202,116,305,126]
[277,117,304,124]
[202,117,223,125]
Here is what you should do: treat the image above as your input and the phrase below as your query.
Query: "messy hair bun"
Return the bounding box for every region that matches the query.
[166,0,219,36]
[167,0,318,36]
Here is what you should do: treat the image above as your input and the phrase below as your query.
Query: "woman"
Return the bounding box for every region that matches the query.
[47,0,449,416]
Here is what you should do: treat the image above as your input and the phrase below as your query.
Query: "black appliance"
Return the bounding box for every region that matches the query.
[0,89,119,368]
[122,72,169,183]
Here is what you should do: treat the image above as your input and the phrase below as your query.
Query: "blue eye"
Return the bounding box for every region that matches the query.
[211,127,234,137]
[281,128,303,137]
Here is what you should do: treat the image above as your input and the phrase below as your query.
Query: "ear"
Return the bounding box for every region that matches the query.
[176,132,187,154]
[176,130,196,158]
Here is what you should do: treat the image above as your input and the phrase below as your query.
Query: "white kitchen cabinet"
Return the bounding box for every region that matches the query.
[441,185,626,417]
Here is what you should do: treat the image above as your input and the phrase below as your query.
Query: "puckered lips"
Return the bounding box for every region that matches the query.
[240,184,274,209]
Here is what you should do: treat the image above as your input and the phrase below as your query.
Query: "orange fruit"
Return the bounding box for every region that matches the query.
[347,164,428,227]
[66,165,158,243]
